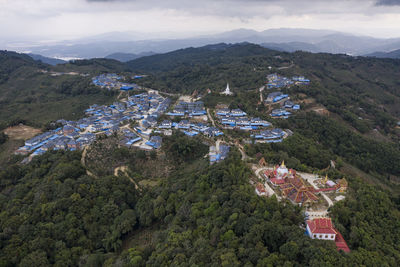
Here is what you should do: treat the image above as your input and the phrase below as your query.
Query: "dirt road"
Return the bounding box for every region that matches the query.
[207,108,216,127]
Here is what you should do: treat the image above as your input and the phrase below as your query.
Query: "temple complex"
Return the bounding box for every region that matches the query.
[264,161,318,204]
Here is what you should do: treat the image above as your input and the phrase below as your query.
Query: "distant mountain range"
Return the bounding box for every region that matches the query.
[365,49,400,59]
[7,28,400,59]
[105,52,157,62]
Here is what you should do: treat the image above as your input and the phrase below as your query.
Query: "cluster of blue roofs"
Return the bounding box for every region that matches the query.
[16,125,96,158]
[209,144,230,164]
[157,120,223,137]
[92,73,139,91]
[266,92,301,119]
[166,101,207,117]
[267,73,310,89]
[17,92,171,160]
[120,129,142,147]
[145,136,163,149]
[266,92,290,103]
[251,128,286,143]
[216,108,271,131]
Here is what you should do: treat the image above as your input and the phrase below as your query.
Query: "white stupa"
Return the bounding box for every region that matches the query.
[276,161,289,179]
[221,83,233,95]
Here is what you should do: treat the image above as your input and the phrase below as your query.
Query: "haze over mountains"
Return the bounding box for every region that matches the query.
[9,28,400,60]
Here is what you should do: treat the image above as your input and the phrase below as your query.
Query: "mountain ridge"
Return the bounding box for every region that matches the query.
[9,28,400,59]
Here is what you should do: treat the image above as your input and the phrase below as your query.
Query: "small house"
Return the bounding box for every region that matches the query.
[146,136,162,149]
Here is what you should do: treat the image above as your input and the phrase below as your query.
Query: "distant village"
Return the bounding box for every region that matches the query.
[16,72,311,164]
[264,73,308,119]
[266,73,310,89]
[92,73,141,91]
[16,78,237,164]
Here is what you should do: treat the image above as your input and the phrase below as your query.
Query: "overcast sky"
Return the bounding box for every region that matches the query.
[1,0,400,44]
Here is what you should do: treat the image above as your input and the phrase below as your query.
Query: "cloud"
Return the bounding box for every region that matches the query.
[1,0,400,44]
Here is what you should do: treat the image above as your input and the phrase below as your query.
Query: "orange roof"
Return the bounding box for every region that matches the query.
[307,218,337,235]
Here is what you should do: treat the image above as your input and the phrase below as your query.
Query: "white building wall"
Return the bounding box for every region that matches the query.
[307,224,336,240]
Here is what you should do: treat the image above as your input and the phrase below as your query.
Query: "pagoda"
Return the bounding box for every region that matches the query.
[221,83,233,95]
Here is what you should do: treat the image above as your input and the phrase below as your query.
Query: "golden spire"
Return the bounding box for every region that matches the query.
[281,160,285,167]
[323,174,328,184]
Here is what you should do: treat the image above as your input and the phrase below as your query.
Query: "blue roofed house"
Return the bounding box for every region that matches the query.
[230,109,247,117]
[67,140,79,151]
[158,120,172,129]
[141,120,151,129]
[251,118,271,127]
[178,120,191,129]
[25,132,53,147]
[146,136,162,149]
[120,85,134,91]
[184,130,199,137]
[216,108,230,116]
[283,100,294,109]
[192,123,209,132]
[221,117,236,127]
[54,137,71,150]
[271,109,292,118]
[252,128,285,142]
[292,76,310,85]
[292,104,301,110]
[266,92,289,103]
[271,128,285,137]
[146,116,158,127]
[204,127,224,137]
[236,117,250,126]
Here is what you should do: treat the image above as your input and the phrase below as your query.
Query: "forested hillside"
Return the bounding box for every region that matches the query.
[126,43,280,94]
[1,136,400,266]
[129,43,400,173]
[128,44,400,133]
[0,51,123,130]
[1,44,400,266]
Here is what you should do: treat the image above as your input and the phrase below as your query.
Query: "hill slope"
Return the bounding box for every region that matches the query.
[365,49,400,59]
[27,53,67,65]
[128,43,400,177]
[105,52,156,62]
[128,43,400,128]
[0,51,119,129]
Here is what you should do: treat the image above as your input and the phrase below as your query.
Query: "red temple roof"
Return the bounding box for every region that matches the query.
[335,232,351,253]
[271,178,286,185]
[307,218,337,235]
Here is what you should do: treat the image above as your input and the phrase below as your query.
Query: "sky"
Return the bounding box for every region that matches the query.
[1,0,400,44]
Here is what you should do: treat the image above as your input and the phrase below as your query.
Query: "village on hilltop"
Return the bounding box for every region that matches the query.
[14,71,350,252]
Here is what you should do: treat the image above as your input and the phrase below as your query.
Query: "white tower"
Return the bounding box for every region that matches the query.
[221,83,233,95]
